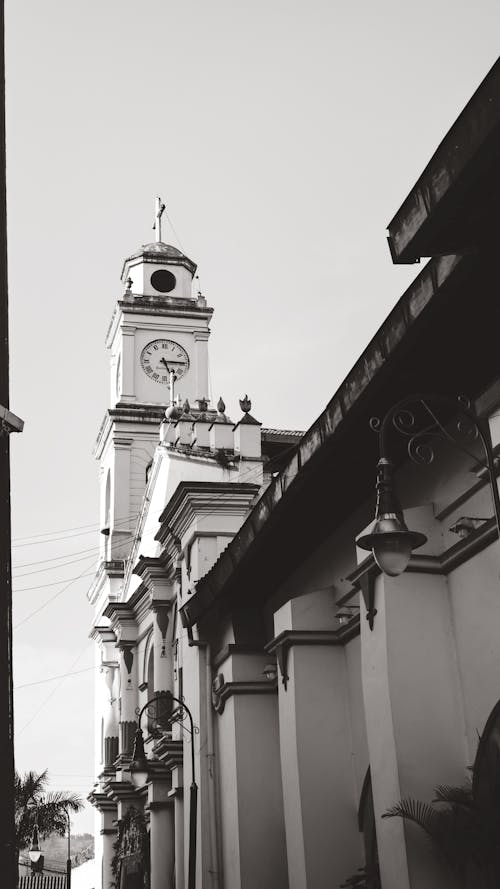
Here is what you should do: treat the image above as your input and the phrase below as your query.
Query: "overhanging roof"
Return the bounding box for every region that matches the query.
[181,251,500,629]
[387,56,500,263]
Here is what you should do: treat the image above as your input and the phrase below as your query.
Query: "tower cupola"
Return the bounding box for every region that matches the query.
[121,198,197,300]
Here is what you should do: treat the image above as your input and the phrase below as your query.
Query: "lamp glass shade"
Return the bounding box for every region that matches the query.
[29,849,42,864]
[372,533,412,577]
[130,765,149,788]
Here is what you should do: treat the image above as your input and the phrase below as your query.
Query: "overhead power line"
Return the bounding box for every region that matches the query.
[12,513,138,548]
[13,536,134,576]
[14,665,96,690]
[13,560,97,629]
[13,571,97,593]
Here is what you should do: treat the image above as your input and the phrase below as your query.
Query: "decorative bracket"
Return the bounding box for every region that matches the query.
[359,570,377,631]
[347,559,380,631]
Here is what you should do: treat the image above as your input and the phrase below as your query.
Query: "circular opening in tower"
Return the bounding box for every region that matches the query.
[150,269,176,293]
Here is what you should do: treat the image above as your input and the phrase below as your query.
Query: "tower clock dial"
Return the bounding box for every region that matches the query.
[140,339,190,384]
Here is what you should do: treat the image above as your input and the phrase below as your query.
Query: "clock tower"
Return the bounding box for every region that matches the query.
[90,207,213,612]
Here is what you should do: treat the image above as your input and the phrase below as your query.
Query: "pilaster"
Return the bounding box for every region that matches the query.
[147,773,175,889]
[212,646,287,889]
[353,513,467,889]
[120,327,136,401]
[270,590,362,889]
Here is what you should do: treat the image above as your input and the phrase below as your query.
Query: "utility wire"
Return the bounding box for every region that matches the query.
[17,643,93,734]
[12,513,138,548]
[14,559,97,628]
[164,206,185,253]
[13,571,97,593]
[13,536,135,576]
[14,665,96,690]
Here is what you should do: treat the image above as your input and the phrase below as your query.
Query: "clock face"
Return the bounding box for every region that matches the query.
[140,339,190,385]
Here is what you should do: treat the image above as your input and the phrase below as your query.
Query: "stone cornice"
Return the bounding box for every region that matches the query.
[155,481,260,547]
[133,555,175,593]
[213,643,267,670]
[265,630,344,690]
[211,678,276,714]
[88,789,118,813]
[152,737,183,770]
[103,601,138,644]
[89,624,116,644]
[102,778,140,804]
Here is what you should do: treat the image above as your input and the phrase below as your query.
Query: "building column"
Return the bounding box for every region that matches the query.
[148,778,175,889]
[152,602,173,694]
[101,807,118,889]
[270,590,362,889]
[117,642,138,757]
[102,663,119,768]
[120,328,135,401]
[211,647,288,889]
[193,331,209,402]
[358,562,466,889]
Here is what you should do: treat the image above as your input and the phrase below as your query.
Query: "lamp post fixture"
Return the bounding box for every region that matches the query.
[130,691,198,889]
[28,821,44,874]
[357,394,500,625]
[66,807,71,889]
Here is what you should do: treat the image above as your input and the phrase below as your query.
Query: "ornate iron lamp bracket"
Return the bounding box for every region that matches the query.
[358,394,500,629]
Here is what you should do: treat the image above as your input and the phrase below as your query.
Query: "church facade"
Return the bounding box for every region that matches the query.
[89,59,500,889]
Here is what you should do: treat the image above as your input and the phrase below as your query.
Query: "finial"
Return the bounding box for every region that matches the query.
[183,399,191,414]
[165,403,181,421]
[126,276,133,291]
[217,397,226,415]
[197,397,208,413]
[153,196,165,243]
[239,394,251,413]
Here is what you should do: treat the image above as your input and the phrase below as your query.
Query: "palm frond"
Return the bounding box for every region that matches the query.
[433,784,475,807]
[382,797,442,838]
[44,791,84,813]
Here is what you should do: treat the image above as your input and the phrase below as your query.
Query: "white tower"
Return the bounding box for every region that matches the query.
[93,220,213,574]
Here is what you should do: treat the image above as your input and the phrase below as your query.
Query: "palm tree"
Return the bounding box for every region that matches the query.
[15,769,84,885]
[382,781,500,889]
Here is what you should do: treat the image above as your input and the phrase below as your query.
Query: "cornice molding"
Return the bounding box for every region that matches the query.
[211,677,276,714]
[265,630,344,690]
[89,624,117,645]
[88,790,118,813]
[213,643,267,670]
[152,737,183,770]
[156,481,260,547]
[104,601,138,644]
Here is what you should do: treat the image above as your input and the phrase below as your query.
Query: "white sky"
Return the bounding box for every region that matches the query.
[6,0,500,834]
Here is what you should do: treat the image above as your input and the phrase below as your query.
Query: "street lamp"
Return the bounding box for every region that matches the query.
[66,807,71,889]
[130,691,198,889]
[28,822,44,873]
[357,395,500,619]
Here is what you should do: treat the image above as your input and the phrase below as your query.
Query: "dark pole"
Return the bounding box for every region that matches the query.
[66,809,71,889]
[135,692,198,889]
[0,0,17,884]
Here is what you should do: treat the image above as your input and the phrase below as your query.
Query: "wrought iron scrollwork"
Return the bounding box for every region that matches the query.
[370,395,484,468]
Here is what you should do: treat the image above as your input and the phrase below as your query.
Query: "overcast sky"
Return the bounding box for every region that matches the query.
[6,0,500,834]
